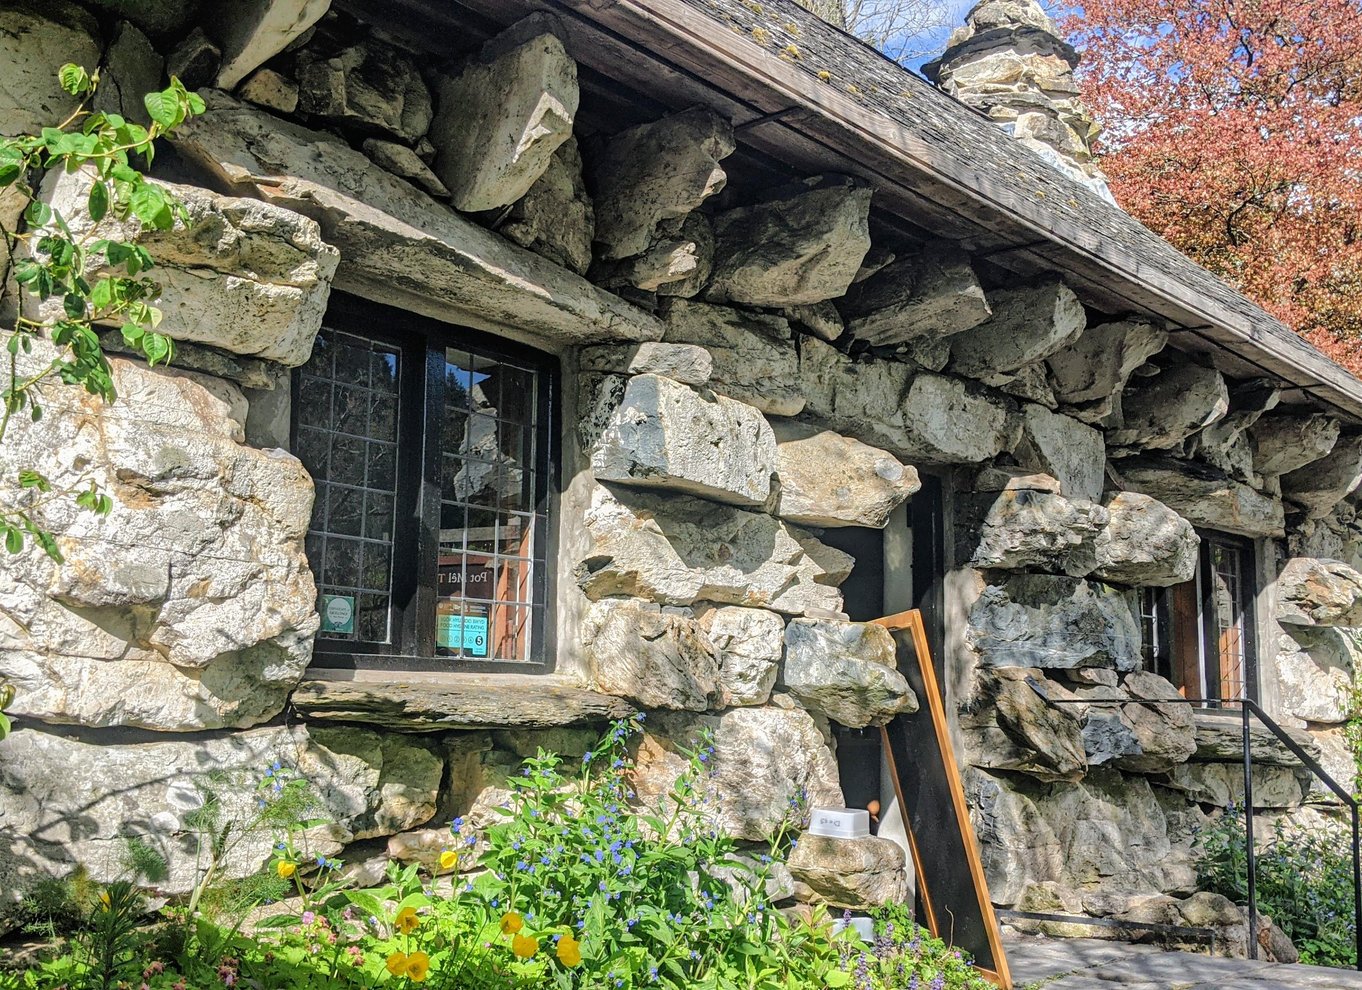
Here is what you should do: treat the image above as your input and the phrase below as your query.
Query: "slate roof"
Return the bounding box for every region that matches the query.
[665,0,1362,417]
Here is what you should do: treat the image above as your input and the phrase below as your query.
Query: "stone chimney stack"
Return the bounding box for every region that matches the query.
[924,0,1111,199]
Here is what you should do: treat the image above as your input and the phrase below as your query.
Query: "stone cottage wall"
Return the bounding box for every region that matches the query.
[1,0,1360,943]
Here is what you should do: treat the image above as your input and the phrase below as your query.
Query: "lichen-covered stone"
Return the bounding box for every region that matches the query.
[582,598,720,711]
[1251,413,1340,478]
[1275,628,1354,725]
[1118,456,1285,539]
[1045,317,1167,421]
[1108,363,1229,450]
[967,574,1141,671]
[429,27,578,212]
[1276,557,1362,627]
[769,421,920,528]
[0,0,101,138]
[577,486,851,616]
[1079,672,1197,774]
[210,0,332,90]
[363,138,450,199]
[698,606,785,707]
[497,136,594,275]
[632,702,844,841]
[1281,434,1362,519]
[0,723,440,895]
[963,667,1087,782]
[707,176,872,307]
[589,108,734,261]
[1163,762,1310,809]
[967,489,1107,576]
[947,279,1085,385]
[0,355,318,731]
[662,300,803,415]
[297,38,433,142]
[1092,492,1199,588]
[591,374,776,507]
[838,242,991,346]
[1013,403,1105,501]
[33,167,338,366]
[578,343,712,386]
[782,618,917,728]
[788,834,909,909]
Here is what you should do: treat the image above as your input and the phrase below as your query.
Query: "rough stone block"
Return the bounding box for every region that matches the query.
[707,175,872,307]
[947,279,1085,385]
[967,488,1107,576]
[1013,403,1106,501]
[0,0,100,139]
[1117,456,1285,539]
[33,167,338,366]
[578,342,712,386]
[93,21,163,127]
[782,618,917,728]
[582,598,720,711]
[577,486,851,616]
[1275,628,1354,725]
[1251,413,1340,478]
[588,108,734,261]
[1282,434,1362,519]
[591,374,776,507]
[363,138,449,199]
[788,834,908,910]
[1091,492,1199,588]
[964,667,1087,782]
[662,300,803,415]
[497,136,594,275]
[297,38,432,142]
[967,574,1141,671]
[1163,762,1310,809]
[429,26,578,212]
[1276,557,1362,627]
[839,242,991,346]
[1107,362,1229,450]
[1045,316,1167,418]
[770,421,920,528]
[211,0,332,90]
[697,605,785,707]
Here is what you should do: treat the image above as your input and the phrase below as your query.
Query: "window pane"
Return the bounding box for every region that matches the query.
[295,327,402,643]
[436,346,548,663]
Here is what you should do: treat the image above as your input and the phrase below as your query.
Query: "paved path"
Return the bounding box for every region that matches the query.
[1003,934,1362,989]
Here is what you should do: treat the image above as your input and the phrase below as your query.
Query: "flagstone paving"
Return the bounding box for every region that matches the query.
[1004,934,1362,989]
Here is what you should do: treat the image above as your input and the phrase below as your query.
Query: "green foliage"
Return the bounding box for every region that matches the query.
[0,678,12,740]
[0,64,204,562]
[4,721,995,990]
[1195,806,1357,968]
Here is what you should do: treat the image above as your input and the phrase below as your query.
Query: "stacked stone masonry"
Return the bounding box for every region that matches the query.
[0,0,1360,946]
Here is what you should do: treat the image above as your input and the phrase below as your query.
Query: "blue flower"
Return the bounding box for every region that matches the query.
[450,816,465,835]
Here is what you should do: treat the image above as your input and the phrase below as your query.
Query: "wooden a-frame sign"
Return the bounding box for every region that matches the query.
[872,610,1013,989]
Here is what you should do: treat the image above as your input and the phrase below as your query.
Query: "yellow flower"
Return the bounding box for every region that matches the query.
[404,951,430,982]
[438,849,458,871]
[98,891,111,911]
[385,951,408,976]
[395,906,420,935]
[556,933,582,968]
[499,911,523,935]
[276,860,296,879]
[511,933,539,959]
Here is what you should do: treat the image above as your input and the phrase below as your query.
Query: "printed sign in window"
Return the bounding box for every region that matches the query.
[436,601,489,657]
[320,594,356,635]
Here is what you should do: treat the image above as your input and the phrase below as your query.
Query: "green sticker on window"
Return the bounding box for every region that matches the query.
[438,612,489,657]
[320,594,355,635]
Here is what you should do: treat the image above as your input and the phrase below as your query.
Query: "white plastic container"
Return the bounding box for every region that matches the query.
[807,806,870,839]
[831,915,875,942]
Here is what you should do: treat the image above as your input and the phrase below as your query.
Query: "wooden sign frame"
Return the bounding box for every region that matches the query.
[872,609,1012,989]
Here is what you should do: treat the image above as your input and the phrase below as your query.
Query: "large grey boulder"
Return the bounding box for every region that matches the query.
[632,701,844,841]
[497,137,594,275]
[788,834,909,909]
[588,108,735,261]
[1108,363,1229,450]
[782,618,917,728]
[707,176,873,307]
[801,339,1016,464]
[0,2,100,138]
[1163,763,1309,809]
[1192,713,1320,766]
[591,374,776,507]
[1281,434,1362,519]
[1013,403,1105,501]
[577,486,852,615]
[1276,557,1362,627]
[429,25,578,212]
[698,605,786,707]
[967,489,1108,576]
[173,94,661,345]
[1117,456,1285,539]
[33,167,338,367]
[1251,413,1340,478]
[662,300,803,415]
[967,574,1141,671]
[963,667,1087,782]
[582,598,720,711]
[297,38,433,142]
[1080,672,1197,774]
[769,421,920,528]
[1045,317,1167,421]
[579,342,712,386]
[947,279,1086,386]
[0,356,318,731]
[1092,492,1199,587]
[94,22,163,127]
[1275,629,1354,725]
[210,0,332,90]
[0,723,441,896]
[967,767,1196,906]
[838,242,991,346]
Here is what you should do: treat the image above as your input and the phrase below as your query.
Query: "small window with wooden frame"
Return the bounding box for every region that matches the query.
[292,294,558,673]
[1139,531,1258,705]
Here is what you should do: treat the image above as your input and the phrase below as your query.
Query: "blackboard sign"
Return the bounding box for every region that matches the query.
[874,610,1012,988]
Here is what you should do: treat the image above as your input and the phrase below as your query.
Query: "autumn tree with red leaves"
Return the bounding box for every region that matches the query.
[1065,0,1362,373]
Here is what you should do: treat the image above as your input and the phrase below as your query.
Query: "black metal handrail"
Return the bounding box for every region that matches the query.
[1025,685,1362,970]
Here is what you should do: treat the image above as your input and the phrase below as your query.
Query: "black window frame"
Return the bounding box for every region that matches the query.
[293,293,560,675]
